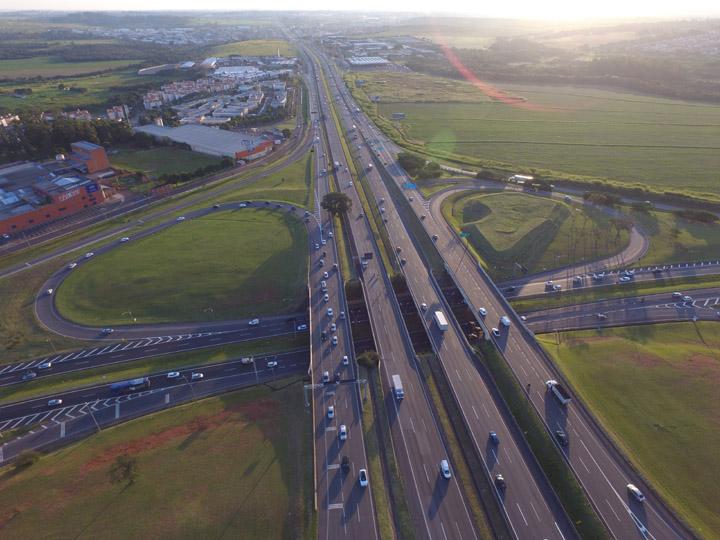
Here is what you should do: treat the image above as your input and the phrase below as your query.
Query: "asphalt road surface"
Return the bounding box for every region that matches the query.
[331,57,694,540]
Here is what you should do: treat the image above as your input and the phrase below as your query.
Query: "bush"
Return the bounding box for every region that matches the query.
[14,450,40,471]
[357,350,380,370]
[673,209,718,224]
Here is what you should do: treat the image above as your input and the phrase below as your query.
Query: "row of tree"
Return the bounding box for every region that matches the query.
[397,152,442,180]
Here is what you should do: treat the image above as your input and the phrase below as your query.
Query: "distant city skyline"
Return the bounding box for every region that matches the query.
[2,1,719,19]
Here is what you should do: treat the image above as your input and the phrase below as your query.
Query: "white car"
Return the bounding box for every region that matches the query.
[627,483,646,502]
[682,295,693,303]
[520,315,527,322]
[267,361,278,368]
[420,302,428,311]
[323,293,330,302]
[343,355,349,365]
[48,399,63,407]
[248,319,260,326]
[618,276,632,283]
[358,468,368,487]
[67,262,78,270]
[340,311,345,319]
[38,361,53,370]
[176,216,186,222]
[332,336,338,346]
[120,237,130,243]
[330,323,337,331]
[297,324,308,331]
[339,424,347,440]
[323,271,329,279]
[239,203,247,208]
[492,328,501,337]
[314,243,320,250]
[478,307,487,317]
[500,316,511,327]
[323,371,330,383]
[327,405,335,418]
[440,459,451,479]
[671,292,683,299]
[167,372,180,379]
[46,288,54,295]
[327,308,333,318]
[84,252,94,259]
[190,372,204,381]
[321,239,327,245]
[328,231,334,238]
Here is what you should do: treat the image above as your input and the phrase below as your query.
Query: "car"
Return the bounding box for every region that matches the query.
[504,286,516,294]
[328,231,334,238]
[297,324,308,331]
[241,357,254,364]
[339,424,347,440]
[321,239,327,245]
[409,196,414,202]
[343,355,349,365]
[520,315,527,322]
[380,207,385,213]
[37,361,53,370]
[555,429,569,446]
[396,246,402,253]
[167,372,180,379]
[314,243,320,250]
[358,468,368,487]
[85,252,94,259]
[494,473,506,490]
[67,262,78,270]
[239,203,247,208]
[491,328,501,338]
[248,319,260,326]
[596,313,608,320]
[420,214,426,220]
[267,361,278,368]
[46,288,54,295]
[489,431,499,445]
[332,336,338,346]
[400,258,406,265]
[191,372,204,381]
[500,315,511,327]
[341,455,350,472]
[120,237,130,243]
[176,216,186,222]
[627,483,646,503]
[320,280,327,291]
[333,263,339,270]
[22,371,37,381]
[553,284,562,291]
[420,302,428,311]
[682,295,693,303]
[330,323,337,332]
[322,371,330,383]
[672,292,683,299]
[323,271,329,279]
[618,276,632,283]
[213,204,220,209]
[439,459,451,479]
[319,259,325,267]
[478,307,487,317]
[48,398,63,407]
[340,311,346,319]
[327,405,335,418]
[327,308,333,318]
[348,181,353,187]
[323,293,330,302]
[101,327,114,335]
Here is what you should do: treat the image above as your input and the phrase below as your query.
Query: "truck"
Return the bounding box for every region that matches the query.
[333,161,341,170]
[367,163,373,171]
[392,374,404,400]
[546,380,572,405]
[434,310,449,331]
[110,377,150,394]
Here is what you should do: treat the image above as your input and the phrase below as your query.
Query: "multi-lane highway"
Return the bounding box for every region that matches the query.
[322,52,694,539]
[320,53,577,539]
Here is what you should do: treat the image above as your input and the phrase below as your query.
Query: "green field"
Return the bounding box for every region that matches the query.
[110,147,223,178]
[0,380,314,539]
[208,39,296,57]
[540,323,720,537]
[349,72,720,198]
[0,56,141,79]
[443,191,629,280]
[56,209,308,325]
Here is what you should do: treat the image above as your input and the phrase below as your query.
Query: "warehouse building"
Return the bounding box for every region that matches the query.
[347,56,390,67]
[134,124,274,161]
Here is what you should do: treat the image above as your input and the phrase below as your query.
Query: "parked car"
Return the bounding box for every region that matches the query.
[341,456,350,472]
[332,336,338,346]
[327,308,334,318]
[322,371,330,383]
[421,302,428,311]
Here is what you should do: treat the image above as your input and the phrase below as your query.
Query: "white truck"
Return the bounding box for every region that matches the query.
[546,380,572,405]
[392,374,404,400]
[434,310,449,331]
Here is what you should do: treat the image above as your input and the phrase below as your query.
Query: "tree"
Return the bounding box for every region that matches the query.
[14,450,40,472]
[321,192,352,216]
[282,128,292,138]
[109,453,139,486]
[357,350,380,370]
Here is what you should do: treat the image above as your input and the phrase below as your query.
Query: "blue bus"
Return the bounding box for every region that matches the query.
[110,377,150,394]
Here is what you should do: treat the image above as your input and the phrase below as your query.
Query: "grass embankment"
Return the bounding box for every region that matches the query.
[0,335,307,407]
[476,343,607,539]
[443,191,629,281]
[56,209,308,325]
[110,147,223,178]
[208,39,296,57]
[0,56,141,79]
[0,379,315,540]
[345,72,720,201]
[511,273,720,313]
[539,323,720,537]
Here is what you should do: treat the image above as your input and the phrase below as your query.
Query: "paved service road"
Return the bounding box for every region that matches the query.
[332,57,694,540]
[322,57,576,539]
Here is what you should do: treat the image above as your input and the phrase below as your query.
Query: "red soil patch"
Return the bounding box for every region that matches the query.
[684,353,720,377]
[0,503,32,530]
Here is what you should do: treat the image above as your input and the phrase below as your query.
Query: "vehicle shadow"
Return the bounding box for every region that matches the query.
[428,474,449,519]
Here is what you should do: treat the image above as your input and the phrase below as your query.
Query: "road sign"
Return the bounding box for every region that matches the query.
[402,182,416,190]
[459,232,470,238]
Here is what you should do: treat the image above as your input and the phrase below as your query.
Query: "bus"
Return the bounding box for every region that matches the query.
[110,377,150,394]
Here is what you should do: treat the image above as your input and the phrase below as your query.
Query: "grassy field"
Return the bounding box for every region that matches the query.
[633,209,720,265]
[443,191,630,280]
[208,39,296,57]
[110,147,223,178]
[540,323,720,537]
[0,379,314,539]
[348,72,720,198]
[56,209,308,325]
[213,151,314,208]
[0,56,141,79]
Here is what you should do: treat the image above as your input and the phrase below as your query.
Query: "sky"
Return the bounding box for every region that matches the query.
[1,0,718,18]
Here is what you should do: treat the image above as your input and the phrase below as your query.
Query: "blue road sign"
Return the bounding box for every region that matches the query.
[402,182,417,190]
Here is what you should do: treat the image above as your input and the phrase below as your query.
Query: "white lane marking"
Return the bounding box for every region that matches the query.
[529,501,541,522]
[327,464,340,470]
[472,405,479,420]
[440,521,448,540]
[516,503,528,526]
[554,521,567,540]
[607,499,621,521]
[0,365,14,374]
[481,403,490,417]
[423,463,430,484]
[328,503,343,510]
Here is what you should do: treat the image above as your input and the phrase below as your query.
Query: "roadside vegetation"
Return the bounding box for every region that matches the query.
[56,209,309,325]
[0,379,315,539]
[109,146,224,179]
[442,190,630,280]
[208,39,296,57]
[540,323,720,537]
[0,56,141,79]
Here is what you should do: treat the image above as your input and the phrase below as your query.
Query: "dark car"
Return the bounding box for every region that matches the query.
[321,331,328,342]
[555,429,569,446]
[494,473,506,490]
[432,235,438,242]
[489,431,499,445]
[22,370,38,381]
[341,455,350,473]
[504,286,517,294]
[335,372,341,384]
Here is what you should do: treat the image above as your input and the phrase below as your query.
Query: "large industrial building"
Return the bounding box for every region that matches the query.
[134,124,274,161]
[0,141,112,236]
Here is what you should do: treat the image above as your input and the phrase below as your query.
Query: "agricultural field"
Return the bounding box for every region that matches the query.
[442,191,629,280]
[56,208,308,325]
[349,72,720,198]
[540,323,720,537]
[0,381,314,539]
[0,56,141,79]
[208,39,296,57]
[109,147,224,178]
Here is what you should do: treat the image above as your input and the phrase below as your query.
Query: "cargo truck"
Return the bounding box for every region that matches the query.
[110,377,150,394]
[434,310,449,331]
[392,374,404,400]
[546,380,571,405]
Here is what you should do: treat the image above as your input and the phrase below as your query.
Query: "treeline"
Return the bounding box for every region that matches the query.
[221,106,287,130]
[397,152,442,179]
[0,116,133,164]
